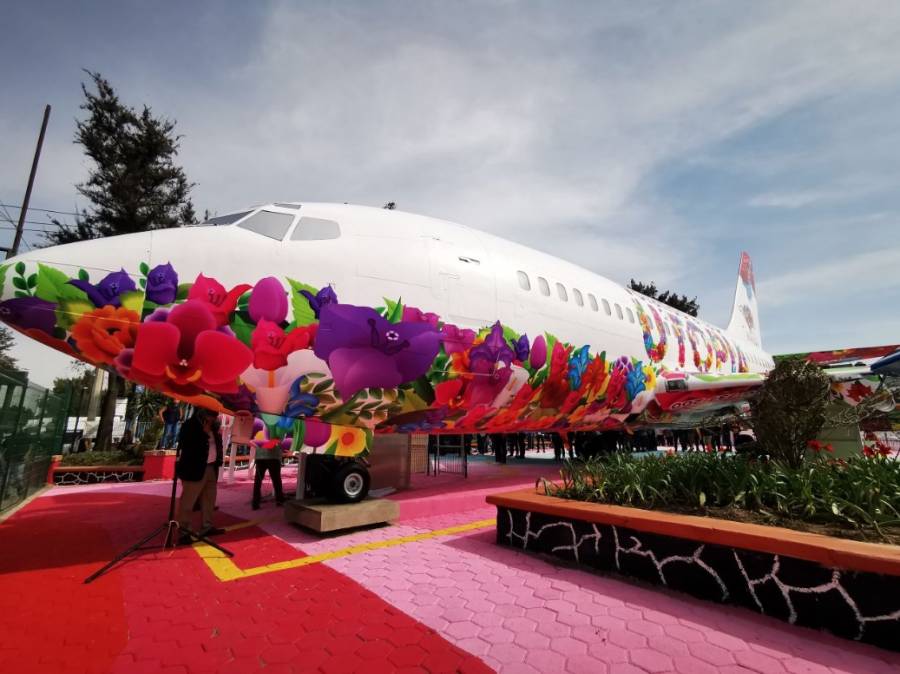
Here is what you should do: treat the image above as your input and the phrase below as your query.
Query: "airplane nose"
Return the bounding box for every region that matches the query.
[0,233,152,348]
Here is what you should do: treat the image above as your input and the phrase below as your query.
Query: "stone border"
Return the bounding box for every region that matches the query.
[487,488,900,651]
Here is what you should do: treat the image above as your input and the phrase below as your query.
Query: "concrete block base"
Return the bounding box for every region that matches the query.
[283,497,399,533]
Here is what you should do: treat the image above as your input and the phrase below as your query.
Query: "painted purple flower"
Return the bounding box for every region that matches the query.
[466,322,515,406]
[0,296,56,334]
[440,323,476,354]
[314,303,440,399]
[530,335,547,368]
[220,384,259,414]
[145,262,178,305]
[512,334,530,362]
[299,285,338,319]
[69,269,136,308]
[249,276,288,324]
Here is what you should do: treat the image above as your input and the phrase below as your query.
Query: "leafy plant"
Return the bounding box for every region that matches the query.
[546,452,900,540]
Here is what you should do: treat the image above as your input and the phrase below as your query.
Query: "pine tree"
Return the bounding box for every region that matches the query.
[629,279,699,317]
[0,326,18,371]
[46,71,197,450]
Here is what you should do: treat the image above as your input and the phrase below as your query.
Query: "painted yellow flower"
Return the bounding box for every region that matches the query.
[324,424,371,457]
[643,366,657,392]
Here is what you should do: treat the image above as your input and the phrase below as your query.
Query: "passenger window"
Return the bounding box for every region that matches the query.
[291,217,340,240]
[588,294,598,311]
[602,299,611,315]
[626,308,634,323]
[238,210,295,240]
[556,283,568,302]
[615,303,623,320]
[573,288,583,307]
[538,277,550,296]
[517,271,531,291]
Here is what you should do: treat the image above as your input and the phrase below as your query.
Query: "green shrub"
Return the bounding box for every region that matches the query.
[545,452,900,539]
[59,451,143,467]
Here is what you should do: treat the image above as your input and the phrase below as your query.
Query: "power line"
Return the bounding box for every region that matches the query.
[0,202,81,217]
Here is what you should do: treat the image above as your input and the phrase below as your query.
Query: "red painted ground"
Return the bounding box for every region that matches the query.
[0,491,490,674]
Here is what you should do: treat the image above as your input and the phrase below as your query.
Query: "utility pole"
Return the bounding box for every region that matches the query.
[10,104,51,258]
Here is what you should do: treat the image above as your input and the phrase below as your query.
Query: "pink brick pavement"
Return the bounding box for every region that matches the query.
[30,459,900,673]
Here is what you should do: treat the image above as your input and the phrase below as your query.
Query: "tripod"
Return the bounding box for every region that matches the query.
[84,451,234,584]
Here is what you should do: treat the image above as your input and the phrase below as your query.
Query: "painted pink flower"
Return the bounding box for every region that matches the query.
[402,306,440,326]
[249,276,288,324]
[129,300,253,397]
[251,320,317,370]
[440,323,476,355]
[187,274,252,326]
[530,335,547,368]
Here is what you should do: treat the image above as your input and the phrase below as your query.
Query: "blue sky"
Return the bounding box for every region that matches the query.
[2,1,899,385]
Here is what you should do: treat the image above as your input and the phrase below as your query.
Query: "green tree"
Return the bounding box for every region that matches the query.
[45,71,197,451]
[0,325,18,371]
[52,367,94,416]
[749,357,831,468]
[629,279,699,317]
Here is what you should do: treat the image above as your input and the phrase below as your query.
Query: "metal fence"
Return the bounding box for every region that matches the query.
[0,370,70,512]
[426,434,469,477]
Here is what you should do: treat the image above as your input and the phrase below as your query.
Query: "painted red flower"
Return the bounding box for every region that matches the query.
[187,274,252,326]
[130,300,253,397]
[434,378,465,407]
[845,381,871,403]
[251,320,317,370]
[539,341,572,409]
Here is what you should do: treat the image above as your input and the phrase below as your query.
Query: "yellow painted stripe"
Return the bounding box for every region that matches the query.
[192,517,495,582]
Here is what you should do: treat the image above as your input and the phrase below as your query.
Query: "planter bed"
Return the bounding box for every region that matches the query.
[53,465,144,486]
[487,487,900,651]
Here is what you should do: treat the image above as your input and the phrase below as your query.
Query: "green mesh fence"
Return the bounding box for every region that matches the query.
[0,370,71,512]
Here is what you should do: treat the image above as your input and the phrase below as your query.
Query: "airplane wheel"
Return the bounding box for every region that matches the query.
[330,463,370,503]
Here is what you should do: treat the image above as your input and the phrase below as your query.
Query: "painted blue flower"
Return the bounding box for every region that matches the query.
[300,285,338,319]
[625,363,646,401]
[568,345,591,389]
[69,269,136,308]
[284,375,319,417]
[511,333,530,362]
[145,262,178,305]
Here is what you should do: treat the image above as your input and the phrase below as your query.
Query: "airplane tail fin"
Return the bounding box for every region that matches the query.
[725,252,761,348]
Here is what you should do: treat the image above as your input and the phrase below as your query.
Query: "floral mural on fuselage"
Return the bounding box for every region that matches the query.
[0,260,681,456]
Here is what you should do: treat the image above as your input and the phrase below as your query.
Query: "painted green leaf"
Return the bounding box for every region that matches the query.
[34,264,73,302]
[383,297,404,323]
[14,290,28,298]
[411,376,435,405]
[175,283,192,301]
[287,278,319,327]
[12,276,28,291]
[230,313,255,346]
[139,261,150,276]
[139,278,147,289]
[56,298,94,330]
[15,261,25,276]
[26,273,37,289]
[119,290,145,313]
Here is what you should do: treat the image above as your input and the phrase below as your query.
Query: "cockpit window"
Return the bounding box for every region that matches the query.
[200,210,252,226]
[238,210,295,241]
[274,203,301,210]
[290,217,341,241]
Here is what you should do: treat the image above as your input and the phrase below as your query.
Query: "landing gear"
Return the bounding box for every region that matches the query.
[303,454,371,503]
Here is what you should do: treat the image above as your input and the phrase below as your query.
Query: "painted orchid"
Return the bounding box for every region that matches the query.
[241,349,328,415]
[465,323,516,406]
[314,303,440,400]
[512,334,530,362]
[128,300,253,397]
[187,274,251,326]
[249,276,288,324]
[284,375,319,418]
[145,263,178,305]
[69,269,136,308]
[250,320,316,370]
[299,286,338,319]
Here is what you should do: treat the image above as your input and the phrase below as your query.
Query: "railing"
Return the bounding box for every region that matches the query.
[0,370,70,511]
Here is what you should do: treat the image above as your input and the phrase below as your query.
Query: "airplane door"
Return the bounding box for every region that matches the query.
[428,237,496,328]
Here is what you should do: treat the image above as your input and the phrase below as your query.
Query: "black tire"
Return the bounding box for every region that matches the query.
[329,463,370,503]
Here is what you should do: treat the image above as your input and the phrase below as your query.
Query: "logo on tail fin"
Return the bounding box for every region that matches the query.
[726,252,761,348]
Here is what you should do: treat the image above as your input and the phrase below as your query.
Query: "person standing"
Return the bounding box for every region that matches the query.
[158,400,182,449]
[252,439,285,510]
[176,408,224,543]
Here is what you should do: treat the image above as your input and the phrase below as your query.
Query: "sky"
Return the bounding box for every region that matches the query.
[2,1,900,386]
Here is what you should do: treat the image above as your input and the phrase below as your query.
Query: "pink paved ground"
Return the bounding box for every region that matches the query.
[3,458,900,673]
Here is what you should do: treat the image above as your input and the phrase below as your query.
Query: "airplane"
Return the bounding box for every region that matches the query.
[0,202,825,499]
